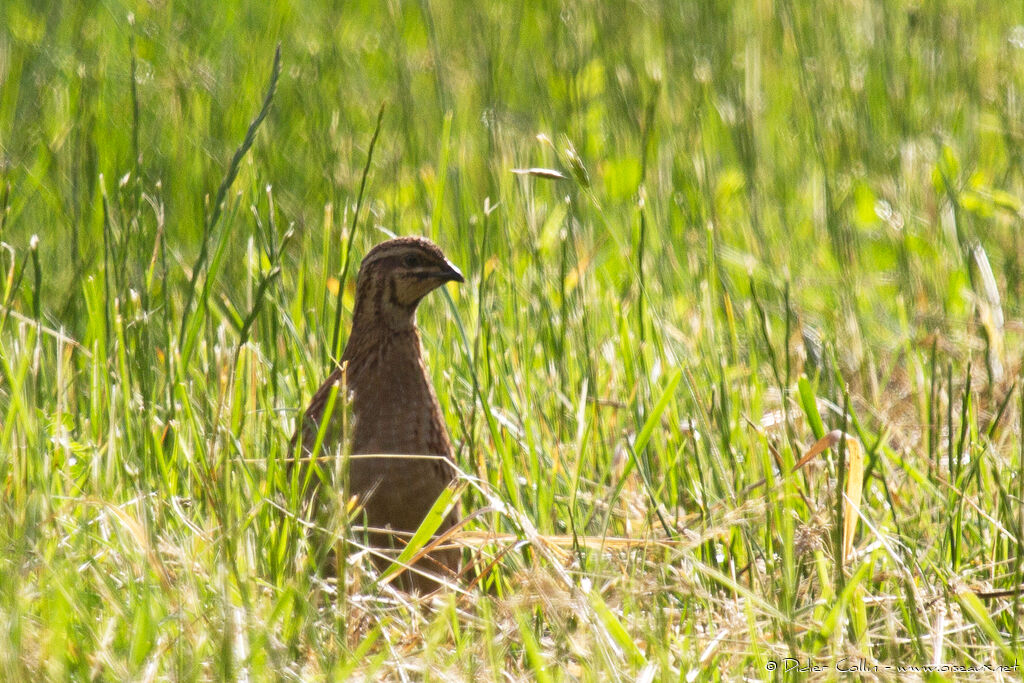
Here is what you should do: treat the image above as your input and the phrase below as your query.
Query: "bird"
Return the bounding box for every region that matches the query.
[291,236,464,594]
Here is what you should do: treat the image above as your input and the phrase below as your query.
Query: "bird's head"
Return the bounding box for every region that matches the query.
[353,237,464,330]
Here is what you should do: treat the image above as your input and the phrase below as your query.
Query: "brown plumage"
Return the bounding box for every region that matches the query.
[292,236,463,593]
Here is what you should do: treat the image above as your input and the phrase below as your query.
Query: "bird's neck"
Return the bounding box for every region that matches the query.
[349,281,418,333]
[343,303,422,364]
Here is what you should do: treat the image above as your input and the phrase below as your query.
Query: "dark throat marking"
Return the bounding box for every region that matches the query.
[387,276,403,309]
[373,273,385,318]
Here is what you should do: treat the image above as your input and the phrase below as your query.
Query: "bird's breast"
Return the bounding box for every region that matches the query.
[346,340,452,459]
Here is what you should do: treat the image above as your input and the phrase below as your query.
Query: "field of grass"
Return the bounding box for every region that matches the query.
[2,0,1024,679]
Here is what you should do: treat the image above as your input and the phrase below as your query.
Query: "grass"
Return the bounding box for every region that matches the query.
[2,0,1024,679]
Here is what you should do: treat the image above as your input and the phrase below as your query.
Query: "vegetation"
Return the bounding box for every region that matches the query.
[2,0,1023,679]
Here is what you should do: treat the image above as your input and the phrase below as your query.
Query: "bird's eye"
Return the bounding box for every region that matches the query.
[403,254,420,268]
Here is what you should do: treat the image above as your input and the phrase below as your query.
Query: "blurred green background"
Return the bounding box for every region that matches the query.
[5,0,1021,334]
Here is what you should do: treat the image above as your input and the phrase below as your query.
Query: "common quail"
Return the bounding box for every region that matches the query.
[293,236,464,593]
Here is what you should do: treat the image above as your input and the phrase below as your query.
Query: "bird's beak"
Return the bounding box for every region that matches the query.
[435,259,464,284]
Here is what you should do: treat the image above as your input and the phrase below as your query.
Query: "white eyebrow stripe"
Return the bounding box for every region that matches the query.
[359,245,411,269]
[358,241,446,272]
[359,249,395,268]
